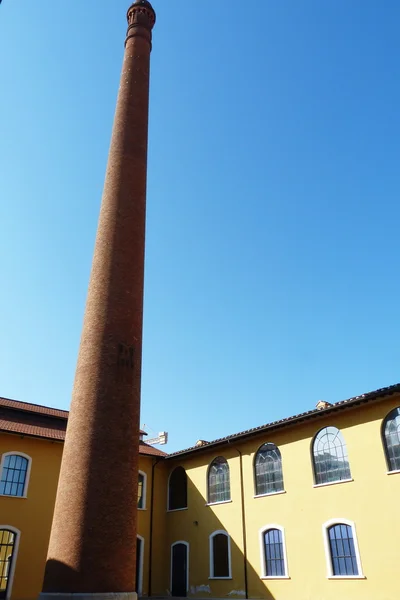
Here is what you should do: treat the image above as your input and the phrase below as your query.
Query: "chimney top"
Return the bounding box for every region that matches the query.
[316,400,333,411]
[195,440,209,447]
[126,0,156,44]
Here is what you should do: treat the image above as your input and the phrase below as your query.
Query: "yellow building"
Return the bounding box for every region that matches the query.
[1,383,400,600]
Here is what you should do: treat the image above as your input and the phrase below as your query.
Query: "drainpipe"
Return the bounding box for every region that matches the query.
[148,457,162,597]
[228,441,248,599]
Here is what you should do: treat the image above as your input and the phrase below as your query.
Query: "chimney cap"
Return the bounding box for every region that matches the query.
[132,0,154,7]
[127,0,156,27]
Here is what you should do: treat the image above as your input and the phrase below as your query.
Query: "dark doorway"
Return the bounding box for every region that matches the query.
[171,542,188,597]
[0,529,16,600]
[135,536,143,595]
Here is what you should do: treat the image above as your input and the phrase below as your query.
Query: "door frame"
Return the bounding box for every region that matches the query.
[136,535,145,596]
[170,540,189,596]
[0,526,20,600]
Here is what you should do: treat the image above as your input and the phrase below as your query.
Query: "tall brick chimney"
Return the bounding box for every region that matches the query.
[40,2,156,599]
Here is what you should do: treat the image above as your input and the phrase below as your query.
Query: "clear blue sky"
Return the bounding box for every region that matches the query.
[1,1,400,452]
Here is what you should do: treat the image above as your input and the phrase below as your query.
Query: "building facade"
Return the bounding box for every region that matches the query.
[1,384,400,600]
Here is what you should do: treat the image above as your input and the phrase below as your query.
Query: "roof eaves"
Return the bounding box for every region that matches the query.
[0,425,168,455]
[166,382,400,460]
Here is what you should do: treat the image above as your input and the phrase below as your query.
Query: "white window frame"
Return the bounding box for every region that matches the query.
[0,525,20,600]
[167,467,188,512]
[259,524,289,579]
[0,452,32,498]
[209,530,232,579]
[138,470,147,510]
[170,540,189,594]
[322,518,365,579]
[136,534,145,595]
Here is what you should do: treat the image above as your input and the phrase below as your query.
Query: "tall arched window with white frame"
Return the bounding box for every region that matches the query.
[137,471,147,509]
[209,531,231,579]
[208,457,230,504]
[0,527,20,600]
[259,525,288,579]
[322,519,364,578]
[254,443,284,496]
[312,427,351,485]
[168,467,187,511]
[382,407,400,472]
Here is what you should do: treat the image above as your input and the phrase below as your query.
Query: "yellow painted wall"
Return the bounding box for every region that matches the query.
[0,433,155,600]
[162,394,400,600]
[150,461,169,597]
[0,434,63,600]
[2,394,400,600]
[136,455,161,597]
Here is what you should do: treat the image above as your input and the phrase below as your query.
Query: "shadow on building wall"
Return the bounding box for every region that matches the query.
[150,472,277,600]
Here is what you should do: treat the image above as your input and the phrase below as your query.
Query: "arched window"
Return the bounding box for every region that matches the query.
[0,453,31,497]
[138,471,147,509]
[208,457,230,504]
[254,443,284,496]
[168,467,187,511]
[209,531,231,579]
[382,407,400,472]
[323,520,363,578]
[259,526,288,578]
[0,527,19,600]
[312,427,351,485]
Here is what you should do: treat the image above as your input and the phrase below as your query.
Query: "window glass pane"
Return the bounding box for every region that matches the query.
[208,457,230,504]
[0,455,28,497]
[168,467,187,510]
[313,427,351,485]
[212,534,229,577]
[0,530,15,596]
[264,529,286,577]
[328,524,359,576]
[255,443,284,496]
[138,473,144,509]
[383,407,400,471]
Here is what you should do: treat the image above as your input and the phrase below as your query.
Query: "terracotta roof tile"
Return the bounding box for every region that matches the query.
[0,400,165,456]
[139,442,167,457]
[0,418,66,441]
[0,396,68,419]
[0,396,147,436]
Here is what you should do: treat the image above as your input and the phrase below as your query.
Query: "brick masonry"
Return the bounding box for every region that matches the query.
[41,1,156,594]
